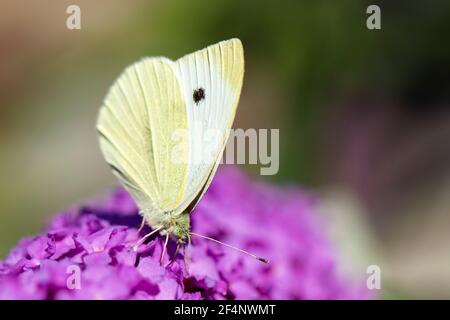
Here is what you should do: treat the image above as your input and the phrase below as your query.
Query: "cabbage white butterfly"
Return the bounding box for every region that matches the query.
[97,39,267,263]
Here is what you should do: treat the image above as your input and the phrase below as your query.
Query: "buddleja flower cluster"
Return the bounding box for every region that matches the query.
[0,167,369,299]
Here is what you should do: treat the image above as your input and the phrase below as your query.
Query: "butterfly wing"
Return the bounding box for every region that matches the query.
[173,38,244,213]
[97,57,189,216]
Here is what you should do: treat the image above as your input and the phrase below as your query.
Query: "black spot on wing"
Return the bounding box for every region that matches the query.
[193,87,205,105]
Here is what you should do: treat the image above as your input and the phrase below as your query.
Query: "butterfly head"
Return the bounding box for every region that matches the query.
[164,213,190,244]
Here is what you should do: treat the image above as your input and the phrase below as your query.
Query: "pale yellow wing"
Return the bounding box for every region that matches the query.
[173,38,244,213]
[97,57,189,215]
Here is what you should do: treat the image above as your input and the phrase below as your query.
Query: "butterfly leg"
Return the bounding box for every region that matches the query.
[160,233,170,263]
[132,226,162,251]
[185,235,192,273]
[136,216,146,234]
[164,243,180,268]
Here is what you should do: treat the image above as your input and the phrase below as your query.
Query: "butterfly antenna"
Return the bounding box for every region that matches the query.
[190,232,269,263]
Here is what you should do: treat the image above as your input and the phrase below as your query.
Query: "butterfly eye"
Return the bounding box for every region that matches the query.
[193,88,205,105]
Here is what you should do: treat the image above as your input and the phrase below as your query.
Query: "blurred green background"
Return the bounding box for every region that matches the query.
[1,0,449,298]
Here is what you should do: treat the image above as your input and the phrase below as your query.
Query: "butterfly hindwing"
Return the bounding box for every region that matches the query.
[97,57,189,214]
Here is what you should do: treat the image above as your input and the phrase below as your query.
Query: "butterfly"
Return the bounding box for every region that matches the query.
[97,38,267,263]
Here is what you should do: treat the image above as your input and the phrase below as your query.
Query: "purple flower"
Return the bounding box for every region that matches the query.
[0,167,371,299]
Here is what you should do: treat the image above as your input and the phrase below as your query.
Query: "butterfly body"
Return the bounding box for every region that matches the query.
[143,209,190,243]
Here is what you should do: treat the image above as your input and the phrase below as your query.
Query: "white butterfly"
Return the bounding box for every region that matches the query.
[97,39,266,263]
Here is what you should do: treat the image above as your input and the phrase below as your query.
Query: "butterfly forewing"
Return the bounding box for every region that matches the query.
[173,38,244,213]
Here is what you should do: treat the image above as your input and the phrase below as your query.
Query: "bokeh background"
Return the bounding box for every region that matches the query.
[1,0,449,298]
